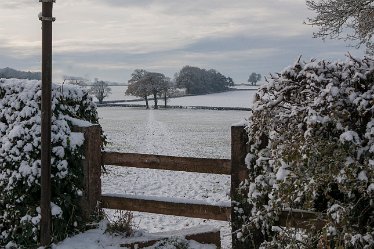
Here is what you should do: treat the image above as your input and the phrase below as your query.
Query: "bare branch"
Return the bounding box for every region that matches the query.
[306,0,374,52]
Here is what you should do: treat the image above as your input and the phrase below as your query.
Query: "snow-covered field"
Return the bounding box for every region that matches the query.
[97,107,249,249]
[230,84,261,90]
[103,85,257,109]
[55,88,253,248]
[99,108,247,157]
[121,90,256,108]
[106,85,133,101]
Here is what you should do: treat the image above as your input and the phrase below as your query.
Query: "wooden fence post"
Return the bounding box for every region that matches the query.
[230,125,249,249]
[73,124,102,220]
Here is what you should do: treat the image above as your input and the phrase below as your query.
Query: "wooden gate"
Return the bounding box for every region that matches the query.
[74,124,326,248]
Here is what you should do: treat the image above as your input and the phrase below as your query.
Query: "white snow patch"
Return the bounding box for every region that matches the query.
[65,116,93,128]
[368,183,374,193]
[276,162,290,180]
[69,132,85,150]
[339,131,361,144]
[51,202,63,217]
[358,170,368,181]
[53,221,217,249]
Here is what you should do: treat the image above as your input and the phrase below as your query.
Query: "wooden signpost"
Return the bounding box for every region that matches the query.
[39,0,55,246]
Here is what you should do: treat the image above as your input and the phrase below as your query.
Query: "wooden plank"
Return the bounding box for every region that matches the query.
[230,125,251,249]
[120,226,221,248]
[230,125,249,191]
[73,125,102,220]
[101,194,231,221]
[278,209,327,230]
[102,152,231,175]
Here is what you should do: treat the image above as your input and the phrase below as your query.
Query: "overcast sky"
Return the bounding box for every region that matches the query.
[0,0,365,83]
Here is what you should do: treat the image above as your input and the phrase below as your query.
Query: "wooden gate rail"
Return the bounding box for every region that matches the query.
[102,152,231,175]
[101,194,231,221]
[101,193,326,228]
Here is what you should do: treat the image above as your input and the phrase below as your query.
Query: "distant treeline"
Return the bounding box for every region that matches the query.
[0,67,41,80]
[175,66,234,95]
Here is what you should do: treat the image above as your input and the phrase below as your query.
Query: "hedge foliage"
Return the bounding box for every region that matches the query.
[234,56,374,248]
[0,79,99,248]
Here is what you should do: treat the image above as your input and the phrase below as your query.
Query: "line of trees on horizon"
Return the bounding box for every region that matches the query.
[174,65,234,95]
[125,66,235,109]
[0,67,41,80]
[0,66,264,105]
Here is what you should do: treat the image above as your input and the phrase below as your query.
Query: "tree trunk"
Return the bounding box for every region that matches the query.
[153,92,158,109]
[145,95,149,109]
[164,92,167,108]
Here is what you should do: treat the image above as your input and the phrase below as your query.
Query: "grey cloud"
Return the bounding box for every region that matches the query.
[0,0,34,9]
[91,0,153,7]
[49,31,364,83]
[0,0,366,84]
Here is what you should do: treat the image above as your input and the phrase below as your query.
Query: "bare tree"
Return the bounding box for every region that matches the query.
[126,70,171,109]
[140,72,168,109]
[158,77,173,108]
[89,79,111,104]
[126,69,151,109]
[0,67,41,80]
[306,0,374,53]
[248,72,261,86]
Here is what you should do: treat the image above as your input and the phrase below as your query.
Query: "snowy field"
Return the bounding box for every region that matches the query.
[106,85,133,101]
[56,88,254,248]
[119,90,257,108]
[97,107,249,249]
[102,85,258,109]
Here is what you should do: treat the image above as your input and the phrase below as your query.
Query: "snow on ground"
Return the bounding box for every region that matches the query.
[54,221,216,249]
[126,90,256,108]
[99,108,247,158]
[98,107,249,249]
[99,85,257,108]
[230,84,261,90]
[106,85,133,101]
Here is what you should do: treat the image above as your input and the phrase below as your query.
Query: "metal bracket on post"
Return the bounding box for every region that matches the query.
[39,16,56,22]
[39,0,56,22]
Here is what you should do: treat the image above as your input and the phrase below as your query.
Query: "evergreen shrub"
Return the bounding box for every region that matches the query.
[234,56,374,248]
[0,79,99,248]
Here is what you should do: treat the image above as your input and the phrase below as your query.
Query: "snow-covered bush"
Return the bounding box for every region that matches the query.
[0,79,99,248]
[234,56,374,248]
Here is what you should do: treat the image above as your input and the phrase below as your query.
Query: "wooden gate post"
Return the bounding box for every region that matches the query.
[73,124,102,220]
[230,125,249,249]
[39,0,55,245]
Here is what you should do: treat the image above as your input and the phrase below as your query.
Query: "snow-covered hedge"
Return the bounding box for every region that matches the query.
[0,79,99,248]
[235,56,374,248]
